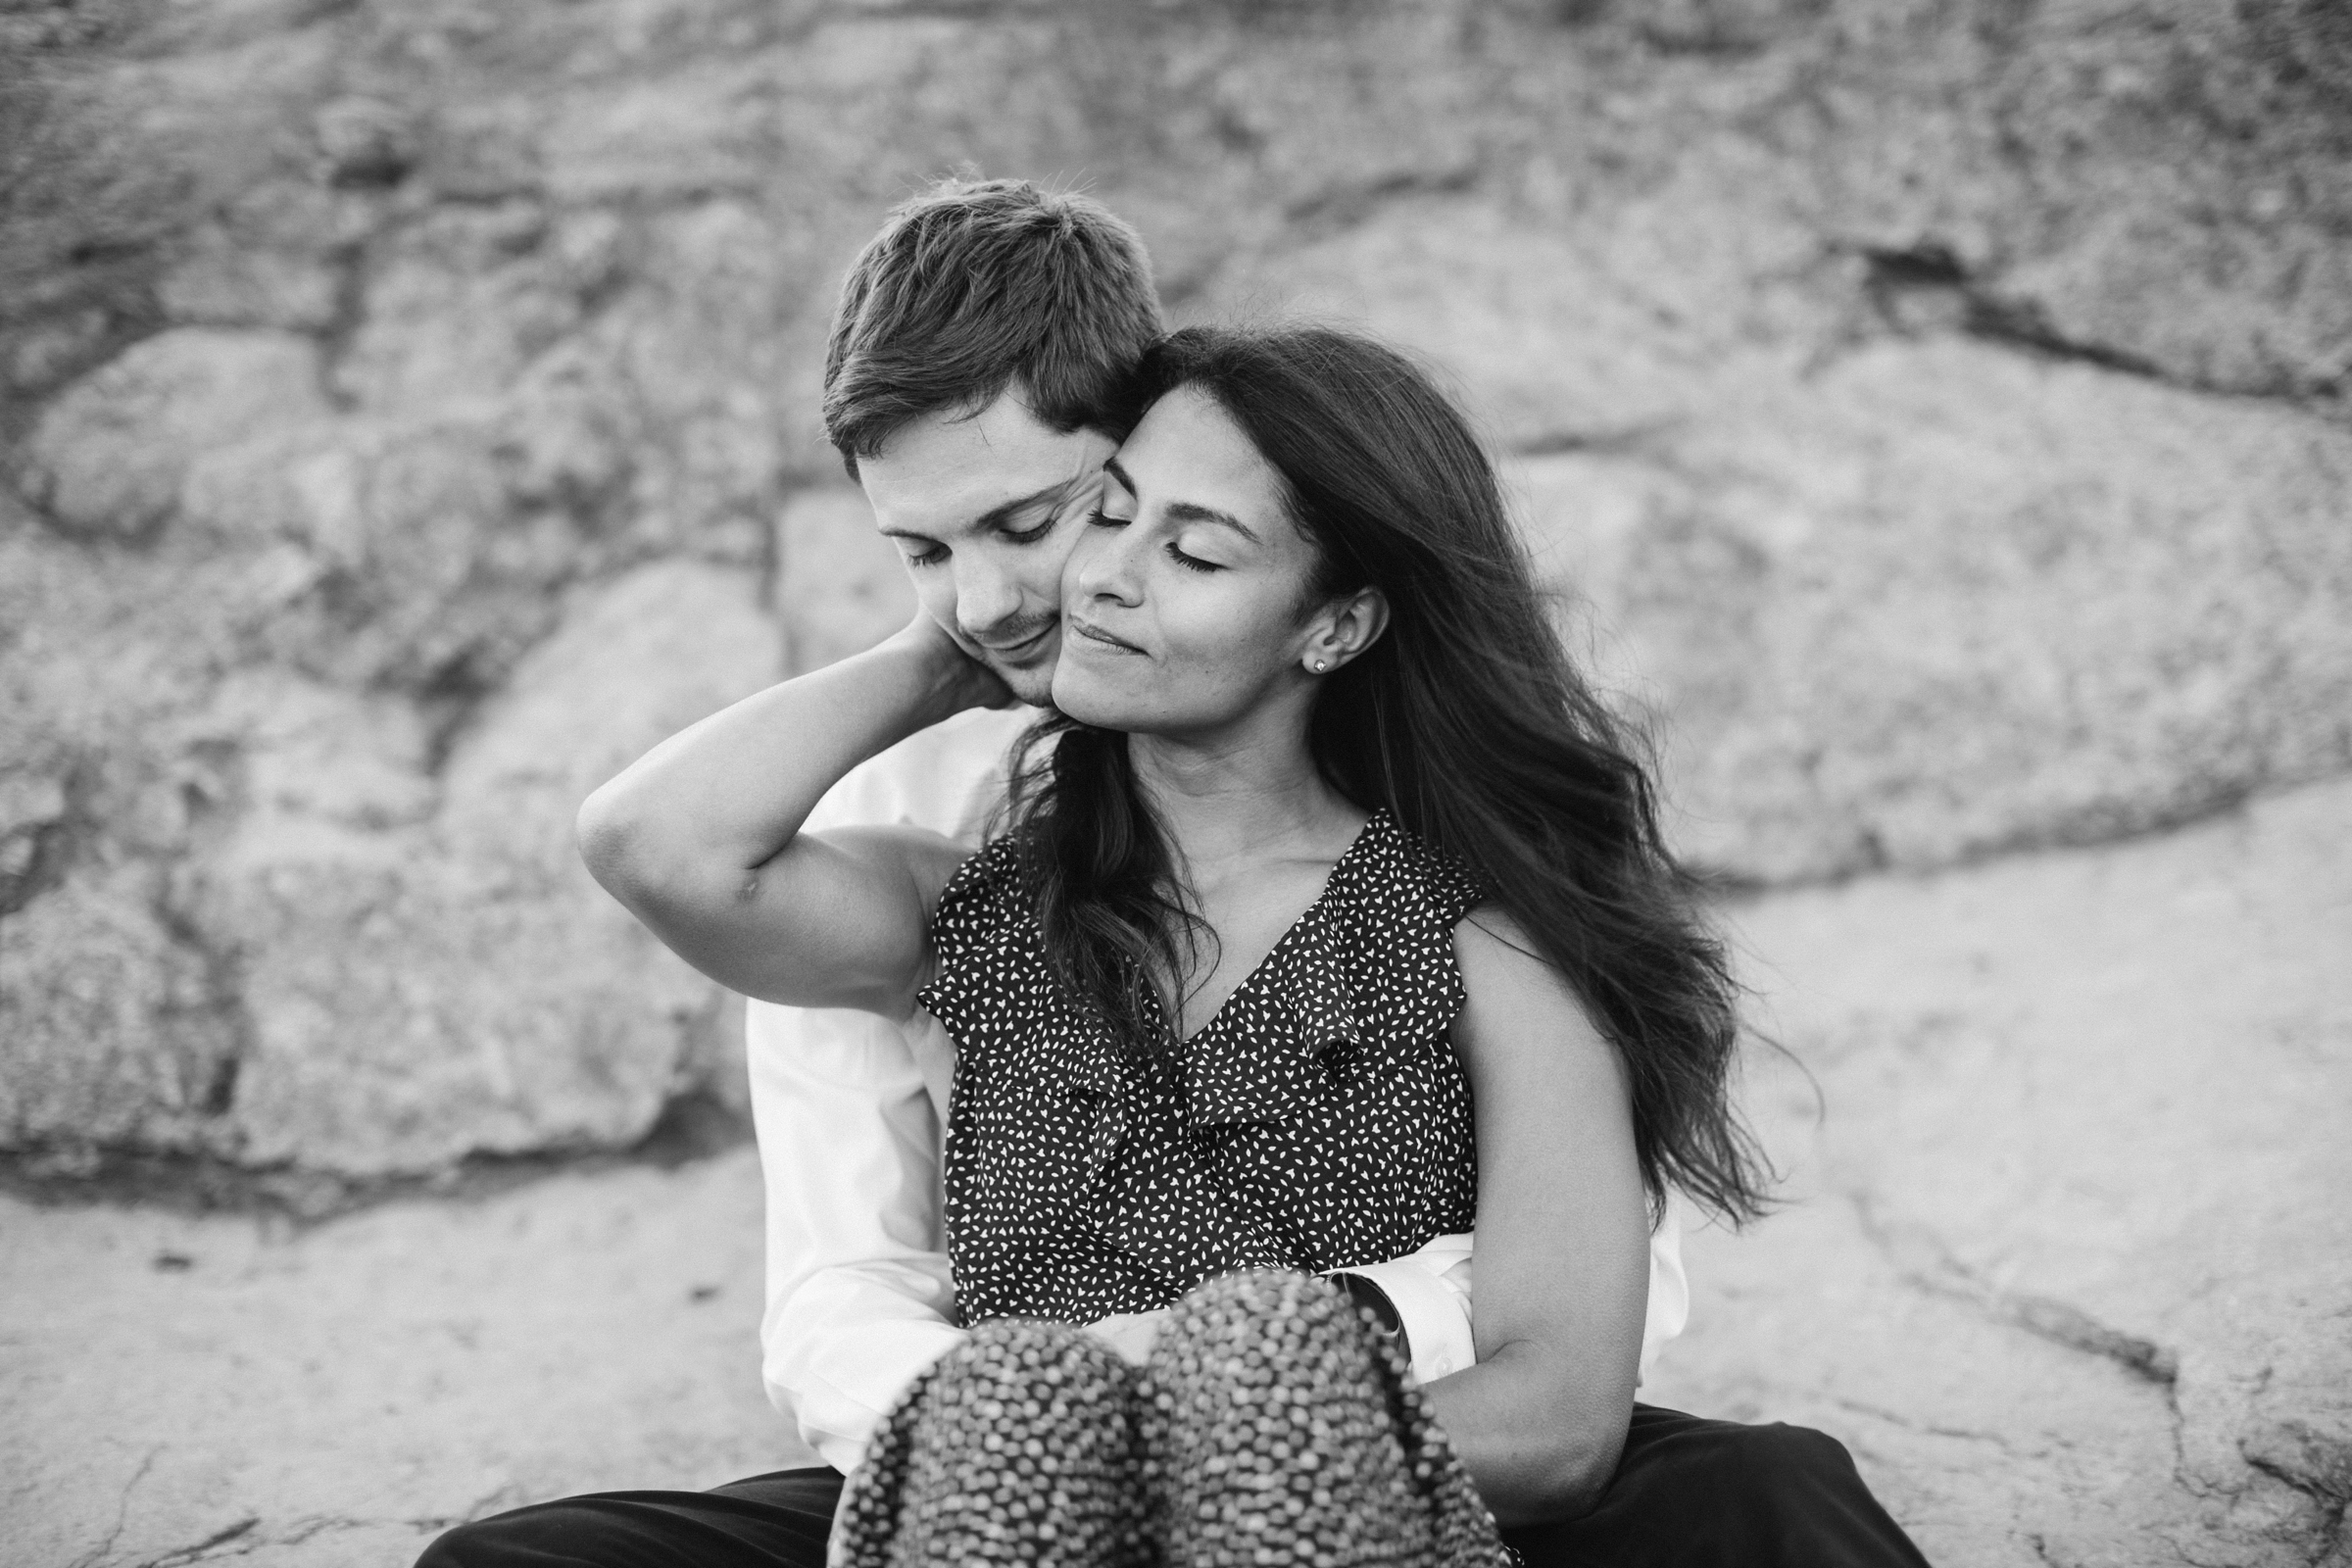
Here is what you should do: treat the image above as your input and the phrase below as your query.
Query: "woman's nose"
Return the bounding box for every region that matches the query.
[1068,523,1143,607]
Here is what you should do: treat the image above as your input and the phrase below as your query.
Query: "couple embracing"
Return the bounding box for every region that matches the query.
[421,180,1930,1567]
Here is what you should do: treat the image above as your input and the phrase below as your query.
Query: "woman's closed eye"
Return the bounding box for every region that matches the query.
[1086,509,1219,572]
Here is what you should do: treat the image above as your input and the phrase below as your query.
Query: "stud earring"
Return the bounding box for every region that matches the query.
[1309,658,1329,673]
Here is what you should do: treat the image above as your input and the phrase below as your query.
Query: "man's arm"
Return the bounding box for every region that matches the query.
[751,999,963,1472]
[578,616,998,1013]
[747,707,1032,1471]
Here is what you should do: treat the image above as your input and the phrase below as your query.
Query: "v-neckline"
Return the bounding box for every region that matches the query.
[1150,810,1389,1050]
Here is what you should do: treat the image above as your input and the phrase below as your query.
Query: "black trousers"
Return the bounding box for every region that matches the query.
[418,1404,1931,1567]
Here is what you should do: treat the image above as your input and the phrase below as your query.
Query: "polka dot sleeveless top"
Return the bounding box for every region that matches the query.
[919,809,1488,1327]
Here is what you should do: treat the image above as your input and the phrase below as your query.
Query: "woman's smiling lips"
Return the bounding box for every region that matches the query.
[1069,617,1148,656]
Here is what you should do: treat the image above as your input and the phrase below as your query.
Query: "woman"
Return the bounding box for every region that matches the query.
[580,325,1920,1565]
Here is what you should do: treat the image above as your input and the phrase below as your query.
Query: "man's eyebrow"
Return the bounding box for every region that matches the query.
[971,477,1078,534]
[877,478,1076,541]
[1102,457,1259,545]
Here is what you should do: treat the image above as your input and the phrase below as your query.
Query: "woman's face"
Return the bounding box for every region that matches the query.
[1053,386,1352,737]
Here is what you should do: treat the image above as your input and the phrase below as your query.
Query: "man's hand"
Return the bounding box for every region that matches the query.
[878,609,1018,713]
[1085,1309,1171,1366]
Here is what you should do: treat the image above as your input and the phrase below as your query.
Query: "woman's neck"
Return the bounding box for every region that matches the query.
[1126,710,1364,883]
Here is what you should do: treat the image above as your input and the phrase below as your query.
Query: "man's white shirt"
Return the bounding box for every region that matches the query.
[749,706,1689,1474]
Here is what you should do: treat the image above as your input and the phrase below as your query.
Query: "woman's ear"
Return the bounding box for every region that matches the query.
[1300,588,1390,674]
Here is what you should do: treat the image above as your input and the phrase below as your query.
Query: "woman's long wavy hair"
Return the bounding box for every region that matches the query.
[1006,324,1771,1224]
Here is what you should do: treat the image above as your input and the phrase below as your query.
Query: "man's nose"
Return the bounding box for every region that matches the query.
[954,556,1029,638]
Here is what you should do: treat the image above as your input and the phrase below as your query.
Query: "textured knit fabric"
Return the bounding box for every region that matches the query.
[920,810,1488,1327]
[835,1272,1509,1568]
[835,1318,1153,1568]
[1140,1271,1508,1567]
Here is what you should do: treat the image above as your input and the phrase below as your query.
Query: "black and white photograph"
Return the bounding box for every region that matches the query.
[3,3,2348,1565]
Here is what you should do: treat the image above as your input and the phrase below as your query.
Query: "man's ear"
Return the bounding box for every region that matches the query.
[1301,587,1391,673]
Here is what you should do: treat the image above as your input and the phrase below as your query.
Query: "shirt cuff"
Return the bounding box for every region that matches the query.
[1325,1232,1477,1385]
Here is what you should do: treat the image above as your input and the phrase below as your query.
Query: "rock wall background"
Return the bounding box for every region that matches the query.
[4,1,2348,1175]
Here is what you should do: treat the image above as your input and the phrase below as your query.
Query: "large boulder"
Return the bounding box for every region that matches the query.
[3,0,2348,1182]
[189,561,783,1176]
[1506,340,2352,881]
[772,486,916,676]
[0,530,781,1176]
[0,857,242,1159]
[20,328,333,540]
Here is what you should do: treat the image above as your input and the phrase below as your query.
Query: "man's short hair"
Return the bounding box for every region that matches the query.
[822,177,1164,475]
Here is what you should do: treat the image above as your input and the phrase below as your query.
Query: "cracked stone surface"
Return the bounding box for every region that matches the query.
[1644,773,2352,1568]
[5,0,2351,1186]
[8,774,2344,1566]
[0,1147,810,1568]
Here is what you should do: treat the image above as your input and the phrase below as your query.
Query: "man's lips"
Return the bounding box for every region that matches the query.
[1069,618,1146,656]
[976,620,1056,662]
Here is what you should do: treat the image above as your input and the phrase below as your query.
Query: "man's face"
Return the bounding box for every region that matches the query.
[859,390,1116,708]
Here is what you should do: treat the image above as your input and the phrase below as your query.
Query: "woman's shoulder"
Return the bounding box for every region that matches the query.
[929,829,1034,939]
[1342,811,1489,931]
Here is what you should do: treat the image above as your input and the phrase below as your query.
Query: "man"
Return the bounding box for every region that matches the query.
[422,178,1923,1568]
[753,177,1161,1473]
[422,177,1168,1568]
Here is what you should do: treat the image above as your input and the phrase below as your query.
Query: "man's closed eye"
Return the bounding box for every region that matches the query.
[998,514,1059,545]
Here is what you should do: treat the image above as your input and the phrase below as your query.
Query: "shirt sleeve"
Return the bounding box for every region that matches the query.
[751,998,964,1473]
[1639,1195,1692,1380]
[1326,1203,1692,1390]
[749,706,1031,1473]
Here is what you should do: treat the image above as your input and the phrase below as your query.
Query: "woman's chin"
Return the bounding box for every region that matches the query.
[1048,669,1134,730]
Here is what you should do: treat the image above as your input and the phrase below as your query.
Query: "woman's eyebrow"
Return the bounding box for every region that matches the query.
[1109,456,1260,543]
[1104,457,1258,544]
[1166,500,1259,545]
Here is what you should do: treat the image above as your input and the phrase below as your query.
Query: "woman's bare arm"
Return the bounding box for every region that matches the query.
[1421,909,1652,1526]
[575,614,1005,1015]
